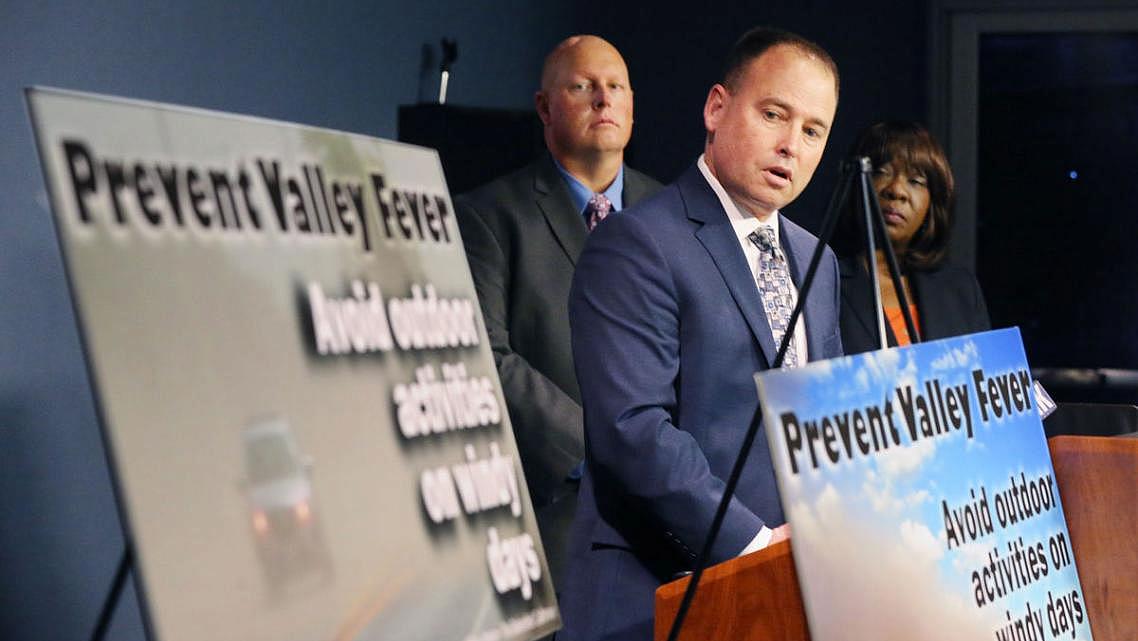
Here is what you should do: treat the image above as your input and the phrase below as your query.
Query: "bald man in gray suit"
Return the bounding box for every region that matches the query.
[455,35,661,594]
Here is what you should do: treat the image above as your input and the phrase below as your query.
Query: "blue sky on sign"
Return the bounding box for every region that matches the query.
[756,328,1093,641]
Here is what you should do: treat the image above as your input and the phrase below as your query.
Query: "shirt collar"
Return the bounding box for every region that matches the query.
[696,154,780,246]
[552,156,625,215]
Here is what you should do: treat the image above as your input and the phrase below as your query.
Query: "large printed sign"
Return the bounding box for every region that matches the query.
[756,329,1092,641]
[27,88,558,641]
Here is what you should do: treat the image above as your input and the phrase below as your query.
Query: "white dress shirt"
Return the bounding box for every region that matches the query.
[697,155,808,555]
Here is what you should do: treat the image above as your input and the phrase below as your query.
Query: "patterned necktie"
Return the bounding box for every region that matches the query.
[585,193,613,231]
[747,227,800,368]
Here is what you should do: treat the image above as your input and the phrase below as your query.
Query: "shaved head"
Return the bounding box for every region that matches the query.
[540,35,625,92]
[535,35,634,188]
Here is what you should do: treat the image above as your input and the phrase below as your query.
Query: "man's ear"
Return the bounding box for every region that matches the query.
[703,84,728,133]
[535,91,552,126]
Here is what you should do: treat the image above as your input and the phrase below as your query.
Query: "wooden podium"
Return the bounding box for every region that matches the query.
[655,435,1137,641]
[1048,435,1138,641]
[654,539,807,641]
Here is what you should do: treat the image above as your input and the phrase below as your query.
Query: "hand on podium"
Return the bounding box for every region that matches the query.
[769,523,791,546]
[742,523,791,556]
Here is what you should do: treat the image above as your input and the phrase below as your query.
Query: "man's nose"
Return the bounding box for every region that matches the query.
[777,130,799,158]
[593,87,612,109]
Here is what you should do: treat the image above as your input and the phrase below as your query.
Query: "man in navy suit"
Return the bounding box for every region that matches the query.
[560,27,843,640]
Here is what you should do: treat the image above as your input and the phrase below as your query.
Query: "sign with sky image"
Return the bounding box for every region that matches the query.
[756,328,1092,641]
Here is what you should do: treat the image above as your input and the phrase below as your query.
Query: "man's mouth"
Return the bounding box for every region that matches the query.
[765,167,792,184]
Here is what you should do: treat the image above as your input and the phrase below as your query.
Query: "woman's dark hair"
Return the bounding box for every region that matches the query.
[835,121,954,270]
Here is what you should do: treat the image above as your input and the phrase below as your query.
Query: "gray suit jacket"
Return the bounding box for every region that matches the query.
[454,154,661,591]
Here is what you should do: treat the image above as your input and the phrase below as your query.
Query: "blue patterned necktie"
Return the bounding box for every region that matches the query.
[748,227,800,368]
[585,193,613,231]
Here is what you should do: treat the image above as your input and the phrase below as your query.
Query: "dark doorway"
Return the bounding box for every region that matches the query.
[977,32,1138,384]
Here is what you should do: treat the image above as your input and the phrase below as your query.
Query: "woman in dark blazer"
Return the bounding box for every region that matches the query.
[836,121,990,355]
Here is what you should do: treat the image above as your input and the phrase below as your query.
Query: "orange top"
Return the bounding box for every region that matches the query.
[885,305,921,346]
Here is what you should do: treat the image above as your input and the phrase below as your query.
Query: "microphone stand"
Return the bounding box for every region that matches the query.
[665,156,918,641]
[88,545,132,641]
[858,163,920,347]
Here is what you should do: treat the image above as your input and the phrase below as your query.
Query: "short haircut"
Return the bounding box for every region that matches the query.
[721,26,840,101]
[837,121,955,270]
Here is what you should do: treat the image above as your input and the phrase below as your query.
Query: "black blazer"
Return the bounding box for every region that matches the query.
[454,154,661,588]
[839,255,991,356]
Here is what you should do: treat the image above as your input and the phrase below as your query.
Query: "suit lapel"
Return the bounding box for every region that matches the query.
[680,167,778,368]
[623,168,654,205]
[840,257,881,345]
[533,155,587,265]
[780,218,828,361]
[910,270,938,341]
[840,256,901,349]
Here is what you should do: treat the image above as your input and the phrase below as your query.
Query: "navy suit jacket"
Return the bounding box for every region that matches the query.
[561,164,843,641]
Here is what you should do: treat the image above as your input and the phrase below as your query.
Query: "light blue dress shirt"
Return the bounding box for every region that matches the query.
[551,158,625,222]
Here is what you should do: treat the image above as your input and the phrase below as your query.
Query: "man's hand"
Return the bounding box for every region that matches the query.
[769,523,791,545]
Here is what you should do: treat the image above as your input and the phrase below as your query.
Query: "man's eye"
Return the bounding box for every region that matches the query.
[804,127,820,139]
[571,82,591,92]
